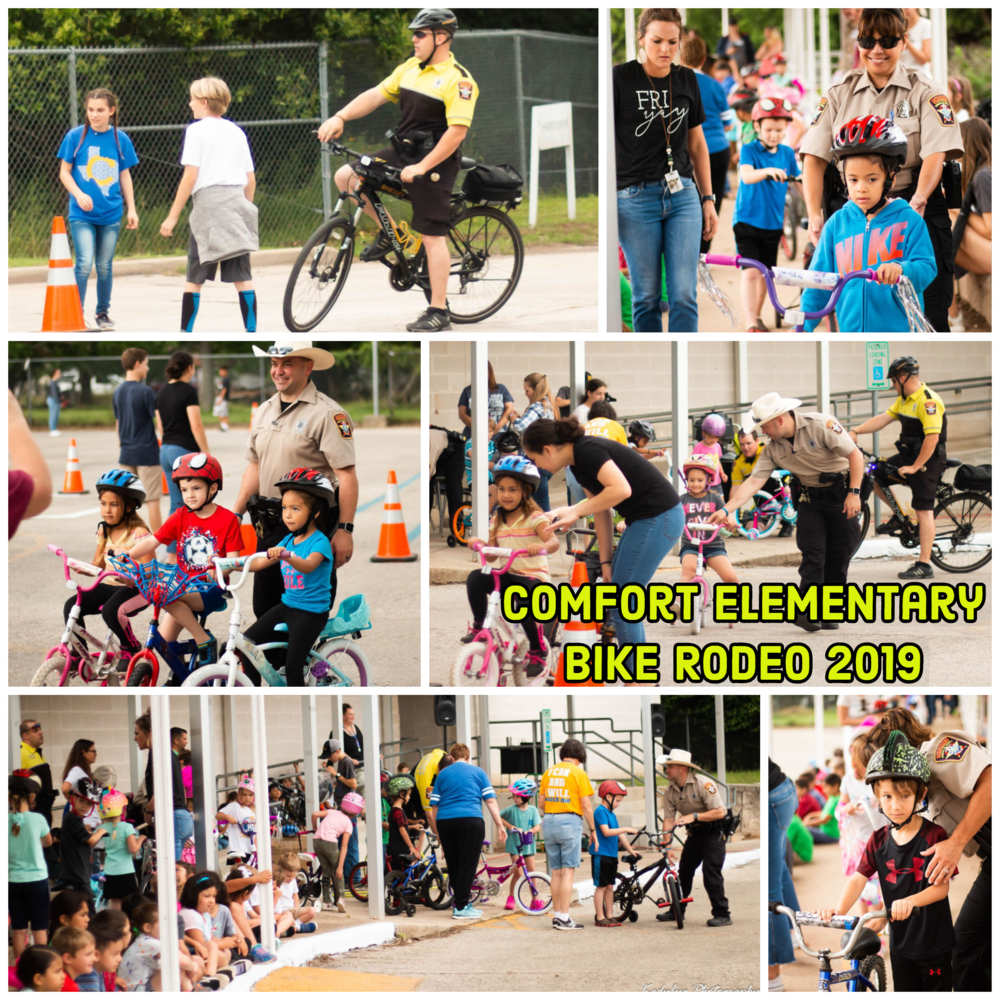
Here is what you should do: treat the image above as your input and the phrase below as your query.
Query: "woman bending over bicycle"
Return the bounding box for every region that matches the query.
[66,470,154,669]
[464,457,559,678]
[678,456,740,587]
[128,454,241,671]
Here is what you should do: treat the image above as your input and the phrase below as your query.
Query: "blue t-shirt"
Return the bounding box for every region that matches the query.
[113,381,160,466]
[734,139,800,231]
[57,126,139,226]
[693,71,731,155]
[428,761,496,821]
[74,970,103,992]
[279,530,333,613]
[590,804,622,858]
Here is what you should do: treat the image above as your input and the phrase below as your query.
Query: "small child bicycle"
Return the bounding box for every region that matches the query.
[736,469,797,540]
[674,521,736,636]
[467,834,552,914]
[612,826,690,927]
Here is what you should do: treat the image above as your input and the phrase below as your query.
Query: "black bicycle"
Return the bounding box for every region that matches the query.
[851,450,992,571]
[611,826,689,927]
[283,137,525,331]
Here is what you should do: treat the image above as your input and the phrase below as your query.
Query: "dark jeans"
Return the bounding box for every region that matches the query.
[466,570,544,651]
[678,827,729,918]
[700,147,731,256]
[534,468,554,512]
[242,602,329,686]
[795,487,861,587]
[437,815,485,911]
[434,446,466,526]
[952,852,990,991]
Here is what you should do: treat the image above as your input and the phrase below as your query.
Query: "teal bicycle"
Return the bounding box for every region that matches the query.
[181,552,373,687]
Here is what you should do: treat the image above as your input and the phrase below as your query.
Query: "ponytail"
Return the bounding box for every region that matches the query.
[524,373,556,417]
[865,708,934,752]
[521,416,586,453]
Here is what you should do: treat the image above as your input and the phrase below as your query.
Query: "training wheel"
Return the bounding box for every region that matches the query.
[405,904,416,917]
[447,536,457,548]
[628,910,639,923]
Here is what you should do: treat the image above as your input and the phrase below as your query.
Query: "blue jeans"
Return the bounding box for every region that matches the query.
[160,443,190,554]
[542,812,583,869]
[768,777,800,966]
[47,398,61,432]
[534,468,553,512]
[617,177,701,332]
[68,219,121,315]
[345,815,360,883]
[565,467,586,506]
[610,503,685,657]
[174,807,194,862]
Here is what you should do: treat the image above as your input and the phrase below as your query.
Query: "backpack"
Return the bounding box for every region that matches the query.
[954,464,991,494]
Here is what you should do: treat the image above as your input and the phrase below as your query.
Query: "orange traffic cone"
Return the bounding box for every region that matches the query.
[239,512,258,557]
[370,470,417,562]
[58,438,90,494]
[251,401,259,425]
[157,438,170,494]
[553,556,603,687]
[41,217,87,333]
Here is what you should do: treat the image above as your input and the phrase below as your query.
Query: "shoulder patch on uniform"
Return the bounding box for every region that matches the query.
[458,81,473,101]
[924,401,937,415]
[928,94,956,127]
[332,413,353,438]
[826,419,844,435]
[703,780,717,794]
[934,736,970,762]
[809,97,829,128]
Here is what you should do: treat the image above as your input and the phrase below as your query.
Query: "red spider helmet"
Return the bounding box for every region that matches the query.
[751,97,794,122]
[171,453,223,492]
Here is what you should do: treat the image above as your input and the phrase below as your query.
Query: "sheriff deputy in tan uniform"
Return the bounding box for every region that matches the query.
[709,392,866,632]
[657,749,731,927]
[800,7,963,332]
[234,341,358,619]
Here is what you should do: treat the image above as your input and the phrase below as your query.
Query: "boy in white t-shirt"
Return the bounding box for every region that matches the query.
[216,777,257,864]
[159,76,258,333]
[273,854,318,934]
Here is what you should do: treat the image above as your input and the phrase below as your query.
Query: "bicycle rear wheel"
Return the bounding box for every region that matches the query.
[384,870,408,916]
[283,215,355,332]
[850,503,873,560]
[310,639,371,687]
[450,642,500,686]
[610,872,639,922]
[421,865,451,909]
[859,954,887,991]
[930,492,992,572]
[451,504,471,546]
[442,206,524,323]
[347,861,368,902]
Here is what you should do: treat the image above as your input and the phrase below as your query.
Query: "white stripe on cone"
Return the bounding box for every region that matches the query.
[50,232,72,259]
[47,268,76,287]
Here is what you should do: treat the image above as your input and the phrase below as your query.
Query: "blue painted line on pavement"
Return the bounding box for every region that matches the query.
[408,523,421,540]
[356,471,420,513]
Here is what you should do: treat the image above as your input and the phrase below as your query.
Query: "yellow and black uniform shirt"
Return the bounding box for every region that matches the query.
[379,53,479,140]
[731,441,765,487]
[887,382,947,448]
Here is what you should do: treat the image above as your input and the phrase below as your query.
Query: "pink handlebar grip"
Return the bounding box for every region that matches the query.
[704,253,739,267]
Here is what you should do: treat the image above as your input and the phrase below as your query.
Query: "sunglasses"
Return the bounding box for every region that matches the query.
[24,724,42,733]
[858,35,904,50]
[758,98,793,113]
[412,30,442,40]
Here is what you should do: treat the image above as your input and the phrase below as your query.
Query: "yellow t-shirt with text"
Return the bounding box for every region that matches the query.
[540,762,594,815]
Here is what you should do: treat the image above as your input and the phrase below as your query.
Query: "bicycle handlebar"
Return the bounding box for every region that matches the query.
[859,448,925,477]
[770,903,886,961]
[213,551,273,592]
[313,134,440,183]
[682,519,723,545]
[48,544,131,590]
[471,541,531,576]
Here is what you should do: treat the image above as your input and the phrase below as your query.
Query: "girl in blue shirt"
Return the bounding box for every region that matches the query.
[244,469,335,686]
[56,88,139,330]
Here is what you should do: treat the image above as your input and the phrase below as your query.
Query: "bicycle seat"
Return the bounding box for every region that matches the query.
[460,156,477,171]
[944,458,963,468]
[623,853,642,864]
[840,927,881,960]
[319,594,372,639]
[401,853,419,864]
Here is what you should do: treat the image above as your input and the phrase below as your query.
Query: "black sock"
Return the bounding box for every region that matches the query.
[239,290,257,332]
[181,292,200,332]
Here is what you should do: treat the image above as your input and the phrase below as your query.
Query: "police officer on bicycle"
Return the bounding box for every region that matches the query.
[709,392,866,631]
[317,9,479,333]
[657,749,731,927]
[848,356,946,580]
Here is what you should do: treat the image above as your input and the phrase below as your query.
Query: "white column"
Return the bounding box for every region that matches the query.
[150,696,180,993]
[372,341,379,417]
[361,695,385,919]
[470,342,489,544]
[479,697,492,824]
[805,8,816,95]
[9,696,22,768]
[624,8,637,63]
[456,694,473,750]
[714,696,727,784]
[819,9,832,96]
[607,9,622,331]
[569,341,587,419]
[814,694,825,773]
[929,9,949,89]
[671,341,689,498]
[640,696,658,838]
[129,694,144,795]
[250,697,276,955]
[224,697,239,777]
[302,695,319,853]
[188,693,215,871]
[734,342,749,412]
[816,342,831,413]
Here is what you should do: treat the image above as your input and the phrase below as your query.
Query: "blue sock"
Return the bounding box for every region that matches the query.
[239,290,257,332]
[181,292,200,332]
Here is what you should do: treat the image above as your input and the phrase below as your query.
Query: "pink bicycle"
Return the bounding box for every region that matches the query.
[467,833,552,914]
[450,543,554,687]
[675,521,735,636]
[32,545,141,687]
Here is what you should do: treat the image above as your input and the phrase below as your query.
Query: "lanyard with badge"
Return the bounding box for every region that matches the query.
[642,63,683,193]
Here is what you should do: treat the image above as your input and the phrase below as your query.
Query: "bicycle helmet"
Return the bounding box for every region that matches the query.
[751,97,794,123]
[95,469,146,510]
[340,791,365,816]
[832,114,908,217]
[739,61,761,79]
[386,774,416,798]
[598,779,628,800]
[494,429,521,455]
[865,730,930,830]
[98,788,128,820]
[508,778,538,799]
[728,87,759,112]
[887,356,920,382]
[682,453,720,479]
[492,455,541,494]
[380,769,393,784]
[68,776,102,804]
[171,453,223,511]
[700,413,727,438]
[9,770,41,795]
[628,419,656,443]
[237,775,255,793]
[275,468,336,507]
[409,8,458,68]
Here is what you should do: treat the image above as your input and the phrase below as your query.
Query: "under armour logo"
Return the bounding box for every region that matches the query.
[884,857,924,883]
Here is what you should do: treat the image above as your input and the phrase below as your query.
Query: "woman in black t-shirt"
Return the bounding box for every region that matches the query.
[522,417,683,662]
[155,350,209,558]
[614,8,718,334]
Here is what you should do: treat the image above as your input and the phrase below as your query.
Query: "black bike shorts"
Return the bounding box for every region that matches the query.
[734,222,782,270]
[186,233,252,284]
[887,453,944,511]
[355,146,460,237]
[591,853,618,888]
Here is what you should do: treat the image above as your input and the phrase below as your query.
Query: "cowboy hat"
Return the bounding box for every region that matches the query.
[252,341,335,370]
[743,391,802,434]
[655,749,693,767]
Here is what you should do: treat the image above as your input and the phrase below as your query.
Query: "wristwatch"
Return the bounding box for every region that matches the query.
[337,522,355,534]
[848,487,861,496]
[700,194,715,205]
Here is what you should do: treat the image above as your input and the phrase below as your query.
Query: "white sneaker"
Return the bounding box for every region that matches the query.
[950,311,966,332]
[50,430,61,437]
[336,900,348,914]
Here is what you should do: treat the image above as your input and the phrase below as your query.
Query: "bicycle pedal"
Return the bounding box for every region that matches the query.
[654,898,668,908]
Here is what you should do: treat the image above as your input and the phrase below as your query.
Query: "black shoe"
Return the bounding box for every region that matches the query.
[820,622,840,630]
[406,307,451,332]
[360,231,393,262]
[707,915,733,927]
[460,625,483,645]
[656,910,677,922]
[778,523,794,538]
[875,515,902,536]
[898,561,934,579]
[95,311,115,330]
[793,614,822,633]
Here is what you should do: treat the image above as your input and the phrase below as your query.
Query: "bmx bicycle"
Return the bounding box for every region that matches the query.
[181,552,373,687]
[736,470,797,540]
[769,903,888,991]
[32,545,139,687]
[612,826,690,927]
[465,832,552,914]
[851,450,991,571]
[673,520,736,636]
[383,837,452,916]
[450,543,556,687]
[283,137,524,332]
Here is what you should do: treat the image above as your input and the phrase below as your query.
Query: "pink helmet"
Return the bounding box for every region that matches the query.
[701,413,727,438]
[99,789,128,820]
[340,791,365,816]
[238,775,255,793]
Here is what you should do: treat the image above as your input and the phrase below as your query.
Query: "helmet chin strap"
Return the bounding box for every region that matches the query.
[862,160,900,218]
[878,798,928,831]
[186,481,219,513]
[419,30,442,70]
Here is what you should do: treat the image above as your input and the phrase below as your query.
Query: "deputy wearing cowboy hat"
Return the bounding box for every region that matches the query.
[708,392,865,631]
[234,341,358,620]
[657,749,731,927]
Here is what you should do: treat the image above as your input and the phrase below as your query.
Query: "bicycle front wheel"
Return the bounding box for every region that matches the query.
[310,639,371,687]
[181,664,254,688]
[283,214,355,332]
[690,591,702,636]
[931,492,992,572]
[668,876,684,929]
[126,650,158,687]
[850,503,873,560]
[31,653,69,687]
[781,200,798,262]
[442,206,524,323]
[513,870,552,915]
[347,861,368,902]
[450,641,501,686]
[421,865,452,910]
[859,954,887,991]
[737,492,780,539]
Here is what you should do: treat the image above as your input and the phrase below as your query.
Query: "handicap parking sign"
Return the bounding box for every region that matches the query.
[866,343,890,390]
[873,366,883,380]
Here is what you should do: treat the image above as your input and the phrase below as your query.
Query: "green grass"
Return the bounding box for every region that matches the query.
[652,768,759,786]
[773,704,840,728]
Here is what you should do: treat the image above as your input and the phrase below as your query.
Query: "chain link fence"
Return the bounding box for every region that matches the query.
[9,31,597,262]
[660,695,760,781]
